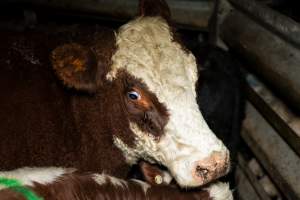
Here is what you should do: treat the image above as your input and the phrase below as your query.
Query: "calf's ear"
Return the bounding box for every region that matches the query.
[51,43,101,93]
[139,0,171,21]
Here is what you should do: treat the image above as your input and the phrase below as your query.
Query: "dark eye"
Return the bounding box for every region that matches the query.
[127,91,141,100]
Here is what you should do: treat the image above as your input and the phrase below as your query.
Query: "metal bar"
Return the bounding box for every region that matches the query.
[221,10,300,111]
[3,0,214,30]
[237,153,271,200]
[245,73,300,157]
[235,166,262,200]
[229,0,300,48]
[242,102,300,200]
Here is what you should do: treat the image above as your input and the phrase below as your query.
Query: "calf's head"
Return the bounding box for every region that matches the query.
[51,0,230,187]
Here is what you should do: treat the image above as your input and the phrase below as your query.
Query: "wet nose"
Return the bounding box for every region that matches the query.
[192,151,230,185]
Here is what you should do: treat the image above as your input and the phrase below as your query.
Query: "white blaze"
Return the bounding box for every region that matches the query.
[109,16,228,186]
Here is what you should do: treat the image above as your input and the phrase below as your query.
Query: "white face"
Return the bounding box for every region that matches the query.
[109,16,230,187]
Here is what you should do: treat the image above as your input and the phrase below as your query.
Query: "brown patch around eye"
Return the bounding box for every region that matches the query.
[132,87,152,110]
[117,70,169,139]
[128,86,169,138]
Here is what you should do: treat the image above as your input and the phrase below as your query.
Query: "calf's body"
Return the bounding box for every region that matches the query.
[0,167,232,200]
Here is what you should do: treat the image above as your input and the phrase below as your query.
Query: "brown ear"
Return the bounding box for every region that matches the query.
[51,43,101,93]
[139,0,171,20]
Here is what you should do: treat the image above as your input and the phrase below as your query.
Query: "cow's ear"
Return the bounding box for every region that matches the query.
[51,43,101,93]
[139,0,171,21]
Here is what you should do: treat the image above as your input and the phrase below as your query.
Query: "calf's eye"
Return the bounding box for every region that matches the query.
[127,91,141,100]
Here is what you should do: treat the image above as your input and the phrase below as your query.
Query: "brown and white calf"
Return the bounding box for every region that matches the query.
[0,0,229,187]
[0,167,233,200]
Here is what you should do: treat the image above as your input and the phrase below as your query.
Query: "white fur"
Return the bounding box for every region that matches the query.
[161,171,173,184]
[132,179,150,194]
[0,167,67,190]
[93,173,107,185]
[93,173,127,189]
[110,16,228,187]
[108,175,128,188]
[205,182,233,200]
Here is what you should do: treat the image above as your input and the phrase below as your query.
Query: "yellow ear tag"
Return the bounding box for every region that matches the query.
[154,175,163,185]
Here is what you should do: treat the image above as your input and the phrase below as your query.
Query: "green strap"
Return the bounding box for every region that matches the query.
[0,177,43,200]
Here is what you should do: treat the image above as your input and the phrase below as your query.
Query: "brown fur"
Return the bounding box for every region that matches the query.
[0,18,172,178]
[0,25,131,178]
[0,0,180,176]
[117,71,169,139]
[51,43,100,93]
[0,2,219,198]
[0,172,211,200]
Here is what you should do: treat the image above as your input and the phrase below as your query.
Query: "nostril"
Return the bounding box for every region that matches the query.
[196,166,209,179]
[192,152,230,186]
